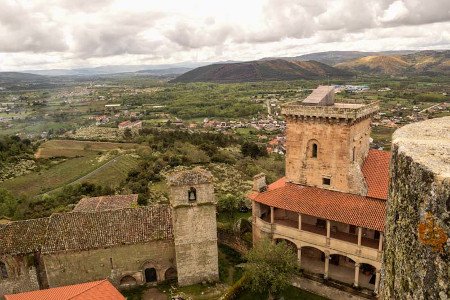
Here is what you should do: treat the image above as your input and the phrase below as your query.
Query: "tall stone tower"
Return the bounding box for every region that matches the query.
[281,86,379,195]
[383,117,449,299]
[168,167,219,286]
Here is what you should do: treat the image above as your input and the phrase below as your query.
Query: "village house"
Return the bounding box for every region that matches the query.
[0,168,219,297]
[118,120,142,129]
[250,86,388,295]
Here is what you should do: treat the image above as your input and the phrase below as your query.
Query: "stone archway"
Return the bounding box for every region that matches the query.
[120,275,137,287]
[144,268,157,283]
[164,267,177,281]
[274,238,298,255]
[300,246,325,275]
[328,254,356,286]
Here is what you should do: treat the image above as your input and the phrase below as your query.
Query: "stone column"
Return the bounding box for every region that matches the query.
[326,220,331,245]
[270,206,274,224]
[324,254,330,279]
[354,263,360,287]
[374,269,381,294]
[298,213,302,231]
[297,248,302,266]
[357,227,362,247]
[383,117,450,299]
[378,232,383,251]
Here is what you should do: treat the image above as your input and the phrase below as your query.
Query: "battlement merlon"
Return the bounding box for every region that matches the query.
[281,100,379,122]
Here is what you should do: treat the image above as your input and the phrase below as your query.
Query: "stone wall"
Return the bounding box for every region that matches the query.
[285,117,370,195]
[172,205,219,286]
[0,255,39,297]
[383,117,449,299]
[43,241,176,288]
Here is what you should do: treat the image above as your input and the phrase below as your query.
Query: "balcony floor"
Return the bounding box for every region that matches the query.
[274,218,379,249]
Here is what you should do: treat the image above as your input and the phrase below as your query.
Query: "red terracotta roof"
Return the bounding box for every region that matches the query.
[253,181,386,232]
[362,149,391,200]
[4,279,125,300]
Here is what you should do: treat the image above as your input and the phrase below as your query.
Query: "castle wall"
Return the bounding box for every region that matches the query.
[285,117,370,195]
[42,240,176,288]
[383,117,449,299]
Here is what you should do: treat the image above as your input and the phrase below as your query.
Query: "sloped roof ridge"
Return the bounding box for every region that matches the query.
[67,279,107,300]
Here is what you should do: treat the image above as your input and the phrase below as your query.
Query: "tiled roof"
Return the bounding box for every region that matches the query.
[73,194,138,212]
[252,181,386,232]
[4,279,125,300]
[0,218,49,255]
[0,205,173,255]
[43,205,173,253]
[362,149,391,200]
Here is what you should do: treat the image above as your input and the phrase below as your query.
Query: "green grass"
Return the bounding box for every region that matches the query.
[79,154,140,188]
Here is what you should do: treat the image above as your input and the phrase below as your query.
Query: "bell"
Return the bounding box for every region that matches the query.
[188,189,196,201]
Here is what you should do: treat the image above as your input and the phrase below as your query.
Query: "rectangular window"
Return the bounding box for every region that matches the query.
[322,178,331,185]
[349,225,356,234]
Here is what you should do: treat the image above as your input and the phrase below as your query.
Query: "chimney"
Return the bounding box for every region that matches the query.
[252,173,267,192]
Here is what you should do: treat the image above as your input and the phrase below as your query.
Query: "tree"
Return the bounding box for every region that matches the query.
[244,238,297,299]
[217,194,238,217]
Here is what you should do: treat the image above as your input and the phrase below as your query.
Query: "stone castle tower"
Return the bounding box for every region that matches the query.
[383,117,449,298]
[282,86,379,194]
[168,168,219,286]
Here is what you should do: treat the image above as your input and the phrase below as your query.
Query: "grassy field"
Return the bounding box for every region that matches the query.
[35,139,144,158]
[1,154,108,196]
[78,154,140,188]
[1,140,146,197]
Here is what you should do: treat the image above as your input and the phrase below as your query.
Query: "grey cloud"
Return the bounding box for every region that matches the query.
[71,12,166,58]
[164,22,235,49]
[378,0,450,26]
[0,1,67,53]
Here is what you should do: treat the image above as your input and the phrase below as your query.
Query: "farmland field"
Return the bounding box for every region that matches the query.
[2,140,147,197]
[1,154,109,196]
[35,139,144,158]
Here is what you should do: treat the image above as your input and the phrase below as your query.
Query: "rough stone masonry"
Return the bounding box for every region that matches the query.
[383,116,450,299]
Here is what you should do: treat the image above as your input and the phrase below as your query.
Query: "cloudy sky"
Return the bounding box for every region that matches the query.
[1,0,449,71]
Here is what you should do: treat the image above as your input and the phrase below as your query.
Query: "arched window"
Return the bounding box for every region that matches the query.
[188,187,197,202]
[312,143,318,158]
[0,261,7,279]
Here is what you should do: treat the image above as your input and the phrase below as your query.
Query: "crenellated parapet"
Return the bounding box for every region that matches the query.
[282,100,379,124]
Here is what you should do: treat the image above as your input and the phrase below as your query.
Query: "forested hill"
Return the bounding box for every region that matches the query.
[171,59,352,83]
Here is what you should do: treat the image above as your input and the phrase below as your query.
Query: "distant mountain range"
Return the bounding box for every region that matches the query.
[261,50,417,66]
[1,50,448,86]
[335,50,450,75]
[172,59,352,83]
[172,50,449,82]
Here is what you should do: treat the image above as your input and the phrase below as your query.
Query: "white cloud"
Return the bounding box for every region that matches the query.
[0,0,449,71]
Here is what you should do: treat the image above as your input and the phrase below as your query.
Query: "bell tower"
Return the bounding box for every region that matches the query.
[282,86,379,195]
[168,167,219,286]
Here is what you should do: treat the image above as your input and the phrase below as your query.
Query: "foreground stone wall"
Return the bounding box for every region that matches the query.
[43,241,176,288]
[383,117,450,299]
